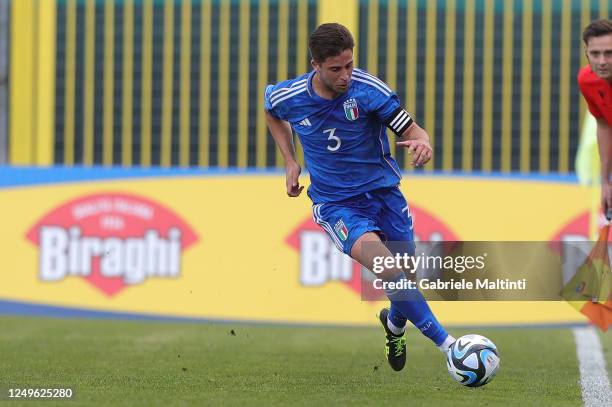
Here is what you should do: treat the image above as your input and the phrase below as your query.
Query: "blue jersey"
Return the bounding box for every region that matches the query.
[264,68,405,204]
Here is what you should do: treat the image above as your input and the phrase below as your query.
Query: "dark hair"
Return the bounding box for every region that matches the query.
[583,19,612,44]
[308,23,354,63]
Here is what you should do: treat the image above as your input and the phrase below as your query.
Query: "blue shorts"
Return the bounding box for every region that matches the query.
[311,186,415,256]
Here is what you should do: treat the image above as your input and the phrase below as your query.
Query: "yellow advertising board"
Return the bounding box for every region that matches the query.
[0,169,595,326]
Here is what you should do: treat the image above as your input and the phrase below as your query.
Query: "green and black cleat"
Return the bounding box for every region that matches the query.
[378,308,407,371]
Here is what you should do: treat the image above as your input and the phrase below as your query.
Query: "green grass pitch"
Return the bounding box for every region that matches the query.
[0,316,609,406]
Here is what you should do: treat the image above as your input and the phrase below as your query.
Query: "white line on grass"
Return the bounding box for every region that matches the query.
[573,327,612,406]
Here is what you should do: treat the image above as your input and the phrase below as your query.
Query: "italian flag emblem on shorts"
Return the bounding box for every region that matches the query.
[334,219,349,241]
[343,98,359,121]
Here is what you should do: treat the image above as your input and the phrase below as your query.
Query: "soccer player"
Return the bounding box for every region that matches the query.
[578,19,612,215]
[264,23,455,371]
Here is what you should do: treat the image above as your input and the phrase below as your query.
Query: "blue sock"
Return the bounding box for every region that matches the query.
[388,303,407,329]
[384,273,449,346]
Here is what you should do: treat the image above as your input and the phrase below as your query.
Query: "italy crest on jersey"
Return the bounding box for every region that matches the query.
[343,98,359,121]
[334,219,349,241]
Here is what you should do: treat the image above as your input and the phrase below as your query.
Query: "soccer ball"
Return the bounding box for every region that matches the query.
[446,334,500,387]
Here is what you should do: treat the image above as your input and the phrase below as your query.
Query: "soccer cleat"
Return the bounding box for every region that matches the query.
[378,308,407,371]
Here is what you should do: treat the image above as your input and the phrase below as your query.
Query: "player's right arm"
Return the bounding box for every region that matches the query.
[264,111,304,197]
[596,118,612,215]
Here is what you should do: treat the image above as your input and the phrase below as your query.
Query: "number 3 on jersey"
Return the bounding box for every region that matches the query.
[324,128,341,152]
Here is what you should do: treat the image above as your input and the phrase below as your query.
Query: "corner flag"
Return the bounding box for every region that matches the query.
[561,221,612,331]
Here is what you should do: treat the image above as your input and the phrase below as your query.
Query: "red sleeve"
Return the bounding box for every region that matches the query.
[578,71,604,118]
[583,93,604,118]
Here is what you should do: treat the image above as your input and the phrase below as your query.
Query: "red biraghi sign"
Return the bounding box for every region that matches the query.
[286,205,459,297]
[26,193,198,297]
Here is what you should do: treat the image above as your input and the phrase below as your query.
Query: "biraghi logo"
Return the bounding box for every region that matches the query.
[26,193,198,297]
[286,205,459,299]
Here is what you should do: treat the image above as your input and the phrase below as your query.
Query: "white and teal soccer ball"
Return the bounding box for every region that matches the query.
[446,334,500,387]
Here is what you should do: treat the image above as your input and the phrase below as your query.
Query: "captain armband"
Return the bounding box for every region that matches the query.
[385,107,414,137]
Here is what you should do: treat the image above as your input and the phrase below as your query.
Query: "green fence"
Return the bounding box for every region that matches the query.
[54,0,317,168]
[44,0,612,172]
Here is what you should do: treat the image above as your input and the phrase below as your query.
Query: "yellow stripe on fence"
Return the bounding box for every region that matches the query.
[386,0,397,158]
[179,0,192,167]
[295,0,308,167]
[558,0,571,173]
[35,0,56,165]
[64,0,76,165]
[122,0,134,166]
[501,0,513,172]
[318,0,357,44]
[161,0,174,167]
[425,1,436,170]
[84,0,95,165]
[403,0,417,171]
[217,0,230,168]
[276,0,289,167]
[199,0,211,167]
[367,0,378,75]
[600,0,609,18]
[141,0,153,166]
[238,0,250,168]
[462,0,474,172]
[443,0,456,171]
[103,0,114,166]
[481,0,493,171]
[9,0,34,164]
[520,0,532,173]
[579,0,591,128]
[539,0,551,173]
[256,0,269,168]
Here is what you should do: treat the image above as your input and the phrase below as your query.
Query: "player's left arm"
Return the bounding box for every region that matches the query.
[596,118,612,215]
[396,122,432,167]
[377,100,432,167]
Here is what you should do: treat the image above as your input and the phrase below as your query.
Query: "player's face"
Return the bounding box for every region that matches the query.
[313,49,354,96]
[585,34,612,81]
